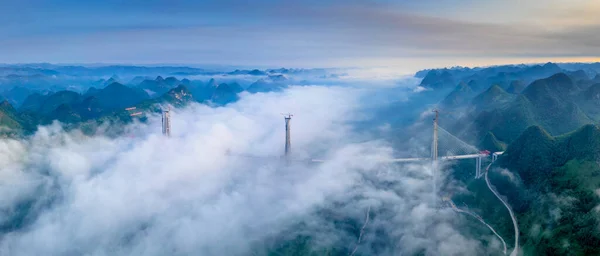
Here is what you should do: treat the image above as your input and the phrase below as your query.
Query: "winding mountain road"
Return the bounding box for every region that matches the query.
[446,199,507,254]
[484,163,519,256]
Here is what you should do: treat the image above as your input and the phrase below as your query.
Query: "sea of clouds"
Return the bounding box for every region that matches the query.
[0,82,503,255]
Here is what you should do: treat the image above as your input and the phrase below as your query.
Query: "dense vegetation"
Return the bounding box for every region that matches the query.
[0,73,290,137]
[493,125,600,255]
[417,62,600,255]
[3,62,600,255]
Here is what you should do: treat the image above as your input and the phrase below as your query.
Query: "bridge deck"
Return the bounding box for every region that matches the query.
[230,152,505,164]
[384,152,504,163]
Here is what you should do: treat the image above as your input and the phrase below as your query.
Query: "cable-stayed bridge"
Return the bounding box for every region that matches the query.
[225,110,504,179]
[143,106,503,179]
[307,110,504,179]
[385,123,505,179]
[133,105,513,253]
[224,111,515,255]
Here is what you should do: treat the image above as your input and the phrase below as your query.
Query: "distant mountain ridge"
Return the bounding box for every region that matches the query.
[433,69,600,149]
[0,74,281,135]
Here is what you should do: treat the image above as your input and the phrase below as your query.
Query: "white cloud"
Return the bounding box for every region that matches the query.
[0,85,493,255]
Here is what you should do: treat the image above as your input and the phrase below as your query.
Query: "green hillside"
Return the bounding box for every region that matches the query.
[89,82,149,110]
[520,73,592,135]
[420,69,456,89]
[94,84,195,125]
[212,82,243,106]
[478,131,506,152]
[137,76,175,96]
[499,124,600,186]
[498,125,558,186]
[20,92,47,112]
[45,103,82,124]
[0,100,23,133]
[471,84,513,111]
[159,84,193,107]
[472,95,537,143]
[466,73,595,145]
[493,124,600,255]
[37,91,81,114]
[506,80,526,94]
[75,96,105,119]
[577,83,600,120]
[439,82,475,108]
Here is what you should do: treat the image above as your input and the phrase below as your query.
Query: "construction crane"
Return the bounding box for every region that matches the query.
[125,107,142,117]
[124,107,143,138]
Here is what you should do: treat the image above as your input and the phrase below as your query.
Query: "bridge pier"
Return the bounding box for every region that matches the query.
[475,157,479,178]
[475,156,481,178]
[432,110,439,204]
[284,114,292,157]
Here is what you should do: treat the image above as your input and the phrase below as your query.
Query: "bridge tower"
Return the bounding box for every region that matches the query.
[162,108,171,137]
[284,114,292,157]
[432,109,439,203]
[476,157,481,178]
[432,109,439,160]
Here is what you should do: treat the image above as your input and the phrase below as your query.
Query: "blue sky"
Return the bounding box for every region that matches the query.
[1,0,599,71]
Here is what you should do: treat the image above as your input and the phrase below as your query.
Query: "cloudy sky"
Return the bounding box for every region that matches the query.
[1,0,599,71]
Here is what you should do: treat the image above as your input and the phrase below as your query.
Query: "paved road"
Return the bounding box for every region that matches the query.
[446,199,507,254]
[484,164,519,256]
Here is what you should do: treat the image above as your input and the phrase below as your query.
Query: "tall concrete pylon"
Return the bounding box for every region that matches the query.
[432,109,439,161]
[162,108,171,137]
[284,114,292,156]
[432,109,439,203]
